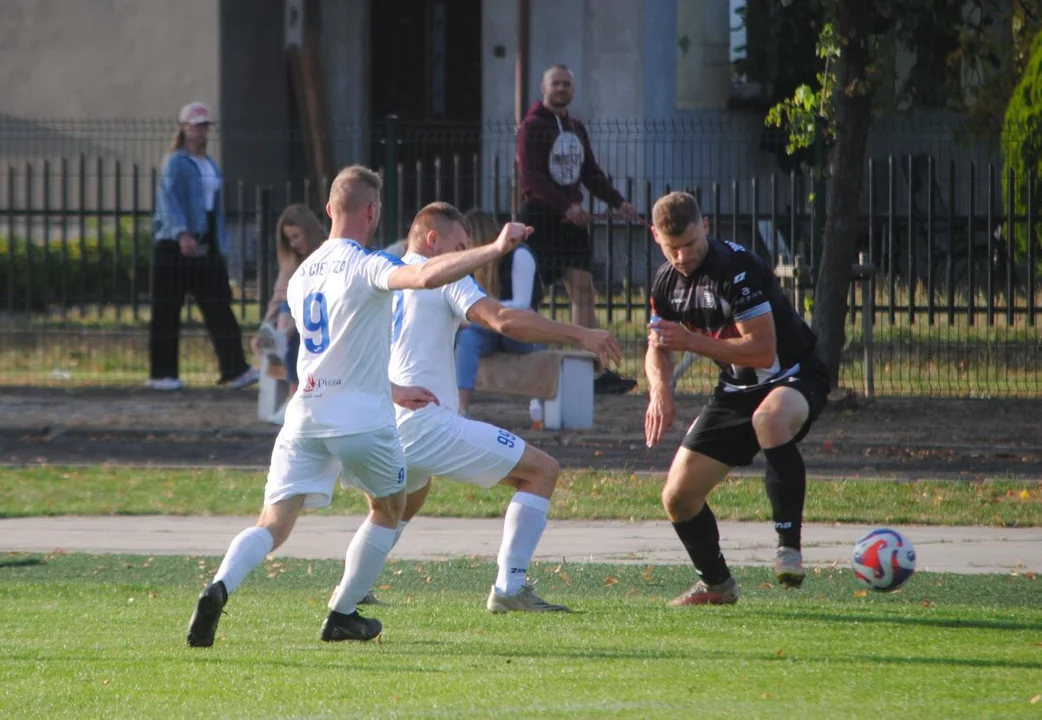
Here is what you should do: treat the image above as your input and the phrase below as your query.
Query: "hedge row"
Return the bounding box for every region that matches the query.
[0,235,152,312]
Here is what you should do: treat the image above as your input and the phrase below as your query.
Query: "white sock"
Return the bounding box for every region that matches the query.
[495,492,550,596]
[328,520,396,615]
[393,520,409,548]
[213,526,275,594]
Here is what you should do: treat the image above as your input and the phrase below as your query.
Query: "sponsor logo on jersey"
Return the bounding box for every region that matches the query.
[301,373,342,394]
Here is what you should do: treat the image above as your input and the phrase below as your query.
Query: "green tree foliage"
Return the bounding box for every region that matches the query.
[739,0,1038,386]
[0,233,151,313]
[1001,30,1042,260]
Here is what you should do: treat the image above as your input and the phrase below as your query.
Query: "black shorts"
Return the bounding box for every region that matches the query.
[681,357,830,468]
[519,201,593,282]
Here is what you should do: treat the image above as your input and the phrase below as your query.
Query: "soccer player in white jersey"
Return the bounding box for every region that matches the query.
[382,202,622,612]
[186,167,530,646]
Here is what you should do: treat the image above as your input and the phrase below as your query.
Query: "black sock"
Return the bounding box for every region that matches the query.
[671,504,731,585]
[763,442,806,550]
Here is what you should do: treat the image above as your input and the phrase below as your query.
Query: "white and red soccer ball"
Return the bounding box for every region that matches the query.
[852,528,917,592]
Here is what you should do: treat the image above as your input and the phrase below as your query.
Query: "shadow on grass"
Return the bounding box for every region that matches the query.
[1,651,452,675]
[807,654,1042,671]
[0,557,44,569]
[748,607,1042,632]
[393,640,1042,670]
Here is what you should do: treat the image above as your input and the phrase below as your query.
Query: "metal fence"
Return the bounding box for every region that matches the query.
[0,119,1039,397]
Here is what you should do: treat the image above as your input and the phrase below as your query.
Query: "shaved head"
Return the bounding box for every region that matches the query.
[325,164,383,245]
[541,65,575,112]
[407,201,469,256]
[542,64,573,85]
[408,202,464,244]
[328,165,382,214]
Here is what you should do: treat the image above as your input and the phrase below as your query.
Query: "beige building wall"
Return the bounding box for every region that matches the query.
[675,0,731,110]
[0,0,219,165]
[480,0,648,212]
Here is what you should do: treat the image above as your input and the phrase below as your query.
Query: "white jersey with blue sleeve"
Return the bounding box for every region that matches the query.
[389,252,486,420]
[282,238,404,438]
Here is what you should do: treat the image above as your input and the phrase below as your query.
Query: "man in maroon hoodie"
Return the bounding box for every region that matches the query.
[517,64,639,394]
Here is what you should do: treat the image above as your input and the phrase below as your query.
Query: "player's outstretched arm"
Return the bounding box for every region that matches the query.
[386,222,532,291]
[644,341,675,448]
[465,297,622,369]
[391,383,440,411]
[649,313,777,369]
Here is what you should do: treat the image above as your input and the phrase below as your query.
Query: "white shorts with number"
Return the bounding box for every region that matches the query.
[264,425,406,508]
[398,406,525,493]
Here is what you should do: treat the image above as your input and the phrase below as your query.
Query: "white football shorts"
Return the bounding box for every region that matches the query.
[398,406,525,492]
[264,425,406,507]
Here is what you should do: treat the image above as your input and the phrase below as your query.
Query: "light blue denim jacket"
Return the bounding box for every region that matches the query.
[152,149,229,254]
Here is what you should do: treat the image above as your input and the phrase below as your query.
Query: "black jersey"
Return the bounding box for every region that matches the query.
[650,238,818,390]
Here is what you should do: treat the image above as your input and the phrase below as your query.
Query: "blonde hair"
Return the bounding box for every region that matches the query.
[463,209,502,299]
[407,201,465,249]
[328,165,382,214]
[276,204,327,275]
[170,127,186,151]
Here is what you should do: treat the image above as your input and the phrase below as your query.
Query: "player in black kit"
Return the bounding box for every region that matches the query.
[644,192,829,606]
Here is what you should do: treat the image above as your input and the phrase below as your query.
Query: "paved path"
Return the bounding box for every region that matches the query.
[3,516,1039,575]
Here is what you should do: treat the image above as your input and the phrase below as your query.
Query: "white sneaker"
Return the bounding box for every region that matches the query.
[486,584,570,613]
[229,367,260,390]
[146,377,184,391]
[774,547,806,588]
[667,577,740,606]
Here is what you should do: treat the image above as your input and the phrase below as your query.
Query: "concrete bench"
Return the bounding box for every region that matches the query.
[475,350,597,430]
[259,347,598,431]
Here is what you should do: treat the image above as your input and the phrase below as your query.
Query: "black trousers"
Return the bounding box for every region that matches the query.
[148,239,248,382]
[519,201,594,283]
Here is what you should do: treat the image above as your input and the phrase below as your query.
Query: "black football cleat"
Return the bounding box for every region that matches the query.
[186,581,228,648]
[320,610,383,642]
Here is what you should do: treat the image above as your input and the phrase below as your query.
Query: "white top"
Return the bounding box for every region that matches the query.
[190,156,220,212]
[389,252,487,420]
[501,245,538,310]
[549,115,584,186]
[282,238,404,438]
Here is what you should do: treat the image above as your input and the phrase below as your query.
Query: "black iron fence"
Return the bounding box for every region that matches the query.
[0,119,1039,397]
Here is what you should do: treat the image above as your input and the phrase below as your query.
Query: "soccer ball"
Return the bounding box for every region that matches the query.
[851,528,916,592]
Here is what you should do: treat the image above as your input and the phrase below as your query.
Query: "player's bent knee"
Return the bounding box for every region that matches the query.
[402,479,431,522]
[661,482,705,522]
[510,446,560,498]
[660,448,728,521]
[260,521,293,550]
[753,387,809,442]
[541,452,560,482]
[257,496,304,549]
[751,405,806,446]
[368,489,407,527]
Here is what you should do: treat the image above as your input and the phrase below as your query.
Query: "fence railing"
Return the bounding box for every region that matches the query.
[1,120,1040,397]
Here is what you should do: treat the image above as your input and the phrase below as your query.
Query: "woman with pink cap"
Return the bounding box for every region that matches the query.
[149,101,258,391]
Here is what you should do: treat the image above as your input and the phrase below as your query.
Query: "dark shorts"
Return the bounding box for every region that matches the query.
[519,201,593,282]
[681,356,830,468]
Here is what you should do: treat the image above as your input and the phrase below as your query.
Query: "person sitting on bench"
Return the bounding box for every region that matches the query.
[252,204,327,397]
[455,209,543,420]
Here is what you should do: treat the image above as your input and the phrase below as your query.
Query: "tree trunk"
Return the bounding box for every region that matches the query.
[811,1,877,388]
